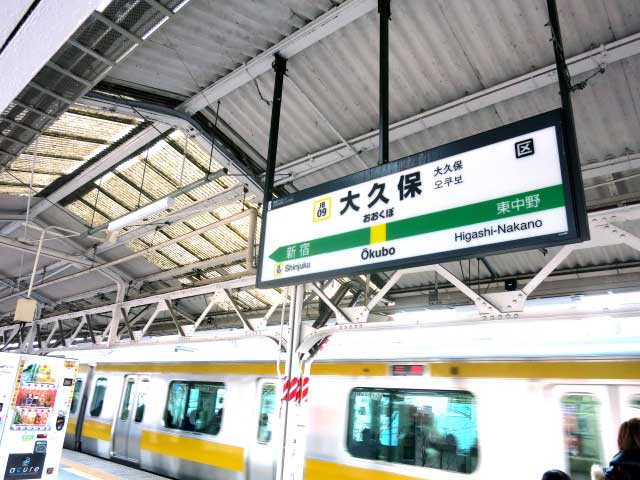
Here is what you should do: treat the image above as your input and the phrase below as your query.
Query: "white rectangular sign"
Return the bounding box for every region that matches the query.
[257,110,586,288]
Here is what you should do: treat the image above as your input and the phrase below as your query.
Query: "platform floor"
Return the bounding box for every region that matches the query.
[59,450,166,480]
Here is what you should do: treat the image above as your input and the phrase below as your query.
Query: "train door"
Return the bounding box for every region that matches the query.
[248,380,278,480]
[111,375,149,463]
[64,374,86,450]
[553,385,616,480]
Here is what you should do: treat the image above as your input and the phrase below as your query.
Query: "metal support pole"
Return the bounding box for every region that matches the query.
[35,323,42,350]
[257,55,287,283]
[246,206,257,270]
[56,320,67,348]
[378,0,391,165]
[85,315,96,344]
[108,282,126,346]
[277,284,304,480]
[165,300,185,337]
[546,0,589,241]
[27,229,48,298]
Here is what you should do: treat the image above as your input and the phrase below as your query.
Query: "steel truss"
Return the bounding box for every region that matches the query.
[0,203,639,353]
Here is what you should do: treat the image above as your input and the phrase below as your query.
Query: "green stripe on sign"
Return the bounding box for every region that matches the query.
[269,184,565,263]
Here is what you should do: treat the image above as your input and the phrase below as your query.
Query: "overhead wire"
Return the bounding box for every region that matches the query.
[16,135,39,292]
[207,100,220,175]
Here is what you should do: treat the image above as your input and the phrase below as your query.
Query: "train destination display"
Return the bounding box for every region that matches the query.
[257,110,587,288]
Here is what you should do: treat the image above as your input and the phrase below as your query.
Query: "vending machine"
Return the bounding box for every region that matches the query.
[0,353,78,480]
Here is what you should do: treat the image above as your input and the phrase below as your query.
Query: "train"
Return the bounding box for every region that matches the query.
[62,354,640,480]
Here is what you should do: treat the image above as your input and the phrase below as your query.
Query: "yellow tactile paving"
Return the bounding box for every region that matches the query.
[61,450,165,480]
[59,458,121,480]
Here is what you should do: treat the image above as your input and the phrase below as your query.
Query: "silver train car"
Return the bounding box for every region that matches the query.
[64,358,640,480]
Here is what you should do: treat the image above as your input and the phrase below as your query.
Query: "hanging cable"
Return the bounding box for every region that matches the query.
[208,100,221,174]
[253,78,272,106]
[88,174,103,229]
[16,136,40,293]
[23,136,38,236]
[137,148,150,209]
[178,131,189,188]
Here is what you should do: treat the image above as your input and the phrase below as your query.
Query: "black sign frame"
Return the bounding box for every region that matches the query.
[257,109,589,288]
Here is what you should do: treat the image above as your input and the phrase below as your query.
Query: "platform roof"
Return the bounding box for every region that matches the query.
[1,0,640,348]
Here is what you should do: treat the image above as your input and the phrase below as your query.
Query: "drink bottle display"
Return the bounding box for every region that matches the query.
[11,364,59,432]
[0,354,78,480]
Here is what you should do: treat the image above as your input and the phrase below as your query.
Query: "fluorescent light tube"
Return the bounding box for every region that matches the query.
[108,197,175,231]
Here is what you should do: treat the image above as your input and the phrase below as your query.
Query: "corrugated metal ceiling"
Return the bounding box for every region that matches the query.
[0,106,141,196]
[3,0,640,319]
[106,0,345,97]
[63,127,246,270]
[209,0,640,185]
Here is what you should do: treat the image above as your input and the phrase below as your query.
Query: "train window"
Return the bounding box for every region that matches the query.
[347,388,478,473]
[630,395,640,411]
[135,379,150,423]
[120,378,135,421]
[561,394,604,479]
[257,384,276,443]
[164,381,225,435]
[70,379,83,414]
[89,378,108,417]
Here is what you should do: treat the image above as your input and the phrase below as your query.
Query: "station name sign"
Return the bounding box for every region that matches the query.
[257,110,587,288]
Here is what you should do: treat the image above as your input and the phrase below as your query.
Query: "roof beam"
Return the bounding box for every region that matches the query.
[27,274,256,325]
[66,39,116,68]
[274,31,640,186]
[28,81,73,105]
[78,94,265,198]
[140,250,247,284]
[0,123,170,236]
[96,183,244,254]
[1,116,41,136]
[0,236,95,266]
[582,152,640,180]
[0,269,53,306]
[0,134,28,148]
[178,0,378,114]
[45,61,92,88]
[10,100,55,121]
[145,0,174,18]
[90,11,142,45]
[40,131,109,145]
[0,209,256,305]
[0,0,106,112]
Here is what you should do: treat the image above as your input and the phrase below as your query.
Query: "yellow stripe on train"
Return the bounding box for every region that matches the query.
[305,458,422,480]
[82,419,111,441]
[96,362,388,376]
[66,418,77,435]
[140,430,244,472]
[93,360,640,379]
[430,360,640,379]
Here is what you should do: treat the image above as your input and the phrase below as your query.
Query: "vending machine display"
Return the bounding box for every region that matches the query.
[11,362,58,433]
[0,353,78,480]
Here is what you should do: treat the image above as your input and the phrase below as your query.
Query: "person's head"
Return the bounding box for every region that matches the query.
[542,470,571,480]
[618,418,640,450]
